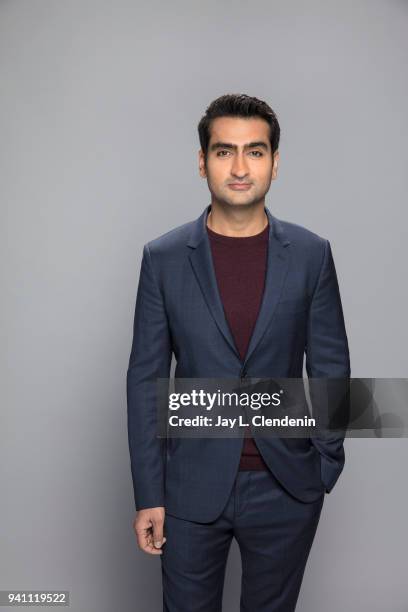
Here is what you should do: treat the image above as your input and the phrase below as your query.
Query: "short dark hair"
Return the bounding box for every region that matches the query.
[198,93,280,162]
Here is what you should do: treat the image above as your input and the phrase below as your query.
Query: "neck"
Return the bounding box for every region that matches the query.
[206,202,268,237]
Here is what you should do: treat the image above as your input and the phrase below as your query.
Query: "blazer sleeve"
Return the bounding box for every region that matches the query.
[305,239,351,494]
[126,243,172,511]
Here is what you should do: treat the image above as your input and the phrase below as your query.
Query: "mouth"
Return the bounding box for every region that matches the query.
[228,183,252,191]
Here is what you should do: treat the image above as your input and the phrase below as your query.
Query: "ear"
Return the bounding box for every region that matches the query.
[272,150,279,179]
[198,149,207,178]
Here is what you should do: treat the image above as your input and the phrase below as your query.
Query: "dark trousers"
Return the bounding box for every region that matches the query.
[161,469,324,612]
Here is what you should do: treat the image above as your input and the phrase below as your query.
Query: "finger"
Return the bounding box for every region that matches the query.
[138,530,163,555]
[139,539,163,555]
[151,518,165,549]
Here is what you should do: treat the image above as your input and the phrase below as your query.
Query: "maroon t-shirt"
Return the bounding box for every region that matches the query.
[207,221,269,470]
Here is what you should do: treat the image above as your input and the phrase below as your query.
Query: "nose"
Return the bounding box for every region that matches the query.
[231,152,249,179]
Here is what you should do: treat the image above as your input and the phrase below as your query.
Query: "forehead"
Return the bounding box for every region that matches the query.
[209,116,270,145]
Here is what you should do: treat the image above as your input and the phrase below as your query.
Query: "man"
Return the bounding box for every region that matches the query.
[127,93,350,611]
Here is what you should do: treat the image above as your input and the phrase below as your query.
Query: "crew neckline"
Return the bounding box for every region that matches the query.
[206,222,269,245]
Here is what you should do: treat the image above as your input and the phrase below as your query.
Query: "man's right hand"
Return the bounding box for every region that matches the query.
[133,507,166,555]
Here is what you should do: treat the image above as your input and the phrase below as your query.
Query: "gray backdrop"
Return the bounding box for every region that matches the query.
[1,1,407,610]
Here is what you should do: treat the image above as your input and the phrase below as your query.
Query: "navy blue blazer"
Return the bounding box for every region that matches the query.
[127,204,351,522]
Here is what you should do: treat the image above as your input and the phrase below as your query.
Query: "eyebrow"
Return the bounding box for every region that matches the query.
[210,141,269,152]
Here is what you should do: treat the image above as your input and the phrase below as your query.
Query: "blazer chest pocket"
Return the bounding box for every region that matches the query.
[274,298,309,316]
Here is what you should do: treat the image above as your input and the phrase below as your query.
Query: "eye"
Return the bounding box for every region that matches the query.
[216,150,230,157]
[250,150,263,157]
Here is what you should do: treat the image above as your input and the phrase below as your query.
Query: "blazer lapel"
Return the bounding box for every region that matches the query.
[187,204,291,366]
[242,209,291,369]
[188,206,241,360]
